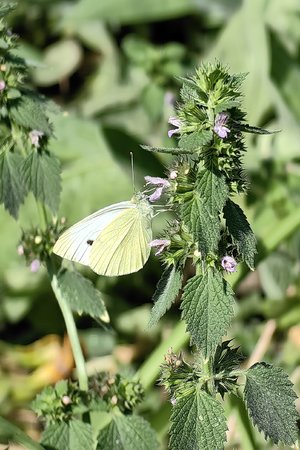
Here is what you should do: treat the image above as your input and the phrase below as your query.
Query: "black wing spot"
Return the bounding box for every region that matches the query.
[87,239,94,246]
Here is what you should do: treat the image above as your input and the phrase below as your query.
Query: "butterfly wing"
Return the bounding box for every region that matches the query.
[52,201,133,265]
[89,206,152,276]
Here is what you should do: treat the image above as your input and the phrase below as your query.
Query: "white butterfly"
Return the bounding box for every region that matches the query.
[53,194,154,276]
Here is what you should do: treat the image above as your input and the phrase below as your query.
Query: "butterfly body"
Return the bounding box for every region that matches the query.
[53,195,153,276]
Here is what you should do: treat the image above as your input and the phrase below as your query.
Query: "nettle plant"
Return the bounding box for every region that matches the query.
[0,4,298,450]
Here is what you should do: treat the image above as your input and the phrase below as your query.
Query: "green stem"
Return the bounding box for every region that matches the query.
[137,208,300,389]
[36,200,48,230]
[47,260,88,391]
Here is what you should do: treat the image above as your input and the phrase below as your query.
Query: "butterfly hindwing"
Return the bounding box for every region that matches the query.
[89,207,152,276]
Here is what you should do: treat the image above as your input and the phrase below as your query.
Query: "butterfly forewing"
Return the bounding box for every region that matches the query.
[89,206,152,276]
[52,202,133,265]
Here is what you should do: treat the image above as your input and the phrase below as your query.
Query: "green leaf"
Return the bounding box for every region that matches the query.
[20,150,61,213]
[141,144,192,155]
[41,420,93,450]
[244,362,298,445]
[62,0,197,27]
[0,150,27,218]
[148,265,182,328]
[56,269,109,323]
[236,123,279,135]
[182,195,220,254]
[97,414,159,450]
[223,199,257,270]
[0,416,45,450]
[9,94,52,135]
[182,169,228,254]
[170,386,227,450]
[197,168,229,214]
[181,270,235,356]
[33,40,83,87]
[179,130,213,152]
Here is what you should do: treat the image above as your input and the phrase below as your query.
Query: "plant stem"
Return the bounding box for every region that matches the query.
[137,208,300,389]
[47,260,88,391]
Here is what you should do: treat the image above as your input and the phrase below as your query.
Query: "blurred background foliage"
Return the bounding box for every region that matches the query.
[1,0,300,448]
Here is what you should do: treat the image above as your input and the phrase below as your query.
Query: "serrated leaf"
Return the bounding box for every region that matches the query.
[170,386,227,450]
[140,144,192,155]
[182,198,220,254]
[0,151,27,218]
[181,270,235,356]
[179,130,213,151]
[235,123,279,135]
[97,414,159,450]
[20,150,61,213]
[9,94,52,135]
[148,265,182,328]
[56,269,109,323]
[182,169,228,254]
[223,199,257,269]
[0,2,17,18]
[41,420,93,450]
[244,362,298,445]
[197,167,229,215]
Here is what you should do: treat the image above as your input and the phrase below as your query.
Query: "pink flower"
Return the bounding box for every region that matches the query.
[145,176,170,202]
[221,255,237,273]
[168,116,182,138]
[30,259,41,273]
[214,113,230,139]
[149,239,171,256]
[169,170,178,180]
[0,80,5,91]
[29,130,44,148]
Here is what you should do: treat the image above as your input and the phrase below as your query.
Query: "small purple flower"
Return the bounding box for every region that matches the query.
[30,259,41,273]
[169,170,178,180]
[168,116,182,138]
[0,80,5,91]
[17,245,24,256]
[149,239,171,256]
[145,176,170,202]
[29,130,44,148]
[221,255,237,273]
[214,113,230,139]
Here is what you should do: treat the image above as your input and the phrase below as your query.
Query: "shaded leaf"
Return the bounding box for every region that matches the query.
[9,94,52,135]
[0,150,26,218]
[223,199,256,269]
[56,269,109,323]
[21,150,61,213]
[141,144,192,155]
[181,270,235,356]
[41,420,93,450]
[244,362,298,445]
[170,386,227,450]
[33,40,83,87]
[148,265,182,328]
[97,414,159,450]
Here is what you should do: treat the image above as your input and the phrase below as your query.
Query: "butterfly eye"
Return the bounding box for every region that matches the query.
[87,239,94,246]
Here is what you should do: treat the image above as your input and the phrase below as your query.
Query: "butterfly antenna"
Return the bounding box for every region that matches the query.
[130,152,136,194]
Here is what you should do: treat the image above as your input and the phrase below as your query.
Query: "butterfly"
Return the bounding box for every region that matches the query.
[52,193,154,276]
